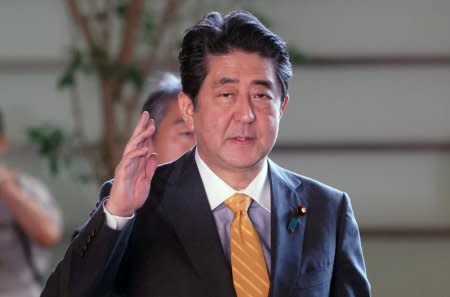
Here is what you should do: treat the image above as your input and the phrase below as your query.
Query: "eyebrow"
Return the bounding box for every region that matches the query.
[214,77,275,91]
[214,77,239,86]
[252,79,275,91]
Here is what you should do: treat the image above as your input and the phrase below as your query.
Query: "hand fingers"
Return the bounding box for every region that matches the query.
[117,147,150,175]
[130,111,150,139]
[119,148,158,183]
[124,146,149,164]
[123,119,155,156]
[124,126,153,154]
[141,120,155,151]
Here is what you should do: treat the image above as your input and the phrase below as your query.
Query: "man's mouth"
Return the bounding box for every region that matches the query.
[230,136,255,143]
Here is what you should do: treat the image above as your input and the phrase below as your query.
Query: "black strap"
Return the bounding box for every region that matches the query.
[12,222,44,284]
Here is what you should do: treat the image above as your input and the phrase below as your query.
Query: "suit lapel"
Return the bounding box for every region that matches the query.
[268,160,306,297]
[161,151,236,297]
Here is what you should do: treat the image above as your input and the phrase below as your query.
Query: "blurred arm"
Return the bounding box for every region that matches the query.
[0,170,62,247]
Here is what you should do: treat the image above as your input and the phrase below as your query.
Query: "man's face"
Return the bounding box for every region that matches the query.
[153,99,195,164]
[181,50,288,179]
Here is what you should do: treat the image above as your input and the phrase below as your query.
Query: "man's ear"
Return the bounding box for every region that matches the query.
[178,92,195,130]
[280,95,289,118]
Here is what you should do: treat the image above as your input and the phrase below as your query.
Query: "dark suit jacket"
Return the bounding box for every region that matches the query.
[41,150,370,297]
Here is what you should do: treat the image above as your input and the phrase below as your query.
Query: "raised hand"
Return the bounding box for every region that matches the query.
[106,111,159,216]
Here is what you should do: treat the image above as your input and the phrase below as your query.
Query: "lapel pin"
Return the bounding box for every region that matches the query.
[287,204,307,233]
[287,217,299,233]
[297,204,307,216]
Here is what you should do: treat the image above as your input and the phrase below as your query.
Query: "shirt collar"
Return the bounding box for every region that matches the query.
[195,149,271,212]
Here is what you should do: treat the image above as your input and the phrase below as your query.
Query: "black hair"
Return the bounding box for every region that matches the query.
[178,10,292,105]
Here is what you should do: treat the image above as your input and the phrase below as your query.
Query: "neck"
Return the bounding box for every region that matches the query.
[216,169,260,190]
[198,155,265,190]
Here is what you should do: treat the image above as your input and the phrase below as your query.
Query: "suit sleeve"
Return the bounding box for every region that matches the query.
[40,181,134,297]
[330,193,371,297]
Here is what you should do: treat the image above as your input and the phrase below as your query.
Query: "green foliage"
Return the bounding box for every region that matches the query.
[57,49,83,89]
[94,11,108,22]
[57,47,145,92]
[90,46,110,77]
[57,71,75,89]
[115,1,128,18]
[119,64,144,90]
[142,10,157,43]
[26,125,92,183]
[27,125,66,175]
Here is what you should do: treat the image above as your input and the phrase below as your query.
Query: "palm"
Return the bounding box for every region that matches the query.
[107,112,158,216]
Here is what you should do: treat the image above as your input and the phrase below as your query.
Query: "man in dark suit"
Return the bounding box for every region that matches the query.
[41,10,371,297]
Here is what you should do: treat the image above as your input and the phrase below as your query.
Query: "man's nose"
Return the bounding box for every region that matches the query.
[233,97,255,123]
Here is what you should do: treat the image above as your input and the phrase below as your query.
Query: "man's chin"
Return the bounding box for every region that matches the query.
[223,155,265,171]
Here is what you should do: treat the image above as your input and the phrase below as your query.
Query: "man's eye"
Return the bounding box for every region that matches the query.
[254,93,272,100]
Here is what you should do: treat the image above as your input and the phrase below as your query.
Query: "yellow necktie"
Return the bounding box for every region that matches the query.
[225,193,270,297]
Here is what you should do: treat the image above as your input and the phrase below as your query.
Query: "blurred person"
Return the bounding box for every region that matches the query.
[0,109,62,297]
[141,73,195,164]
[42,11,370,297]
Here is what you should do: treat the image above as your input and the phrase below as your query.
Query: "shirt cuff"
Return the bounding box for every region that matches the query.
[103,199,135,230]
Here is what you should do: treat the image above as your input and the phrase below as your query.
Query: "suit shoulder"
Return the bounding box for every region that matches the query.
[270,160,347,204]
[299,174,344,197]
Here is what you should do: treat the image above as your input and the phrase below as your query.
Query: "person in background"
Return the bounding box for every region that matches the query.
[0,109,62,297]
[141,73,195,164]
[42,10,370,297]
